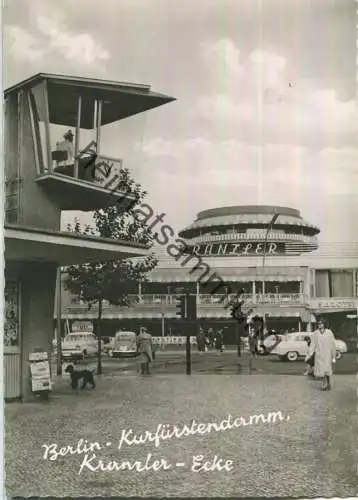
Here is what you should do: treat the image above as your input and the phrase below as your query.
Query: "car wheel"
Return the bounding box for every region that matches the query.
[335,350,342,360]
[286,351,298,362]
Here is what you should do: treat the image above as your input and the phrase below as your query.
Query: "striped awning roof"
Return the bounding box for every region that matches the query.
[180,213,318,233]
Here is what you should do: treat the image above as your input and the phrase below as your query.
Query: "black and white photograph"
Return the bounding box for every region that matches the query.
[3,0,358,497]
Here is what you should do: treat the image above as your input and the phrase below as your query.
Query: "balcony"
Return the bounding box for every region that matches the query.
[35,153,136,211]
[64,293,305,314]
[187,232,318,245]
[10,74,174,213]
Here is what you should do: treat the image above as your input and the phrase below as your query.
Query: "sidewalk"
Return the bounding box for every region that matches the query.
[5,374,356,498]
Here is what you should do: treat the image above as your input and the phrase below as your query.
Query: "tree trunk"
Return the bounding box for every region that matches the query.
[236,322,242,357]
[97,299,103,375]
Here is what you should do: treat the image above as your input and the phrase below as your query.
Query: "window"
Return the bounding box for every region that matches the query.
[315,270,330,297]
[330,270,353,297]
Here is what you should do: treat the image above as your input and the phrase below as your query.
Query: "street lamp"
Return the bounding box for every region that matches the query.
[261,212,280,337]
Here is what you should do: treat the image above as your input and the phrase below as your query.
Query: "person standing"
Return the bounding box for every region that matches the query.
[196,328,206,353]
[307,319,336,390]
[215,329,224,354]
[136,327,154,375]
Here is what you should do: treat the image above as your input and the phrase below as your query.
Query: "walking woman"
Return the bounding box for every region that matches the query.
[306,319,336,390]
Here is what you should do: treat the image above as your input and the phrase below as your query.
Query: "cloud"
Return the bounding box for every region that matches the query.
[6,25,45,61]
[36,15,110,65]
[194,40,356,146]
[5,14,110,69]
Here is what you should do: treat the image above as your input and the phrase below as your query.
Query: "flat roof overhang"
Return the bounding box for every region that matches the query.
[35,173,135,211]
[5,73,176,128]
[5,226,149,265]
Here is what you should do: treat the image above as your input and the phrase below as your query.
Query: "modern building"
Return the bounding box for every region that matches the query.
[4,72,175,400]
[61,205,358,348]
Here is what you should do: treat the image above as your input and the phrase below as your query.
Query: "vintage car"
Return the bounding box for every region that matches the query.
[57,332,100,360]
[270,331,348,362]
[111,331,139,358]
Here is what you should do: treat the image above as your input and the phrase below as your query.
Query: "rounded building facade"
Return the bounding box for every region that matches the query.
[179,205,319,258]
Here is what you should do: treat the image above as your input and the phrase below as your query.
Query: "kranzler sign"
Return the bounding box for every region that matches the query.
[188,242,286,257]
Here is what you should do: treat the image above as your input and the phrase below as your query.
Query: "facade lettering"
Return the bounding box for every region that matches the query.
[217,244,227,255]
[187,242,285,257]
[268,243,278,254]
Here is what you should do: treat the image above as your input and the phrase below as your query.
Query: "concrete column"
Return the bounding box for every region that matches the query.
[352,269,356,297]
[20,262,57,401]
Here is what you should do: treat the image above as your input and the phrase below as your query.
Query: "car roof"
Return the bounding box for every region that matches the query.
[115,331,136,336]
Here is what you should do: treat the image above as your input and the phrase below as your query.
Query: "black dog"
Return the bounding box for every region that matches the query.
[65,364,96,390]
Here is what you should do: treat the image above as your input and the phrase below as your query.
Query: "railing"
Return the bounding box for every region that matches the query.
[188,232,318,245]
[68,293,305,308]
[51,147,124,190]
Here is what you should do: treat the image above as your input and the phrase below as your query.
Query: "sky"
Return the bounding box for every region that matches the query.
[3,0,358,245]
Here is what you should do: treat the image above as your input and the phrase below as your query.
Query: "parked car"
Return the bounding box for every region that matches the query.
[256,332,284,355]
[270,331,348,362]
[112,331,138,358]
[56,332,101,360]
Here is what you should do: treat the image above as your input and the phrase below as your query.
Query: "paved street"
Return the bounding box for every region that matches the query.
[75,350,357,376]
[5,359,358,498]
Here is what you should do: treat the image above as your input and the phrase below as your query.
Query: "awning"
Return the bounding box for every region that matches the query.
[5,225,148,265]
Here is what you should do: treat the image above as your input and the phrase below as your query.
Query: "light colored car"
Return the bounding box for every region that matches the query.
[112,331,138,358]
[60,332,100,360]
[270,331,348,362]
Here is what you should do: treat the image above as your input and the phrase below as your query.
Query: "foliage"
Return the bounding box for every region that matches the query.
[64,167,157,309]
[64,255,157,309]
[93,167,151,244]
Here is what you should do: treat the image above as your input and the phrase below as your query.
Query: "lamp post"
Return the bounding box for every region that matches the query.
[261,212,280,337]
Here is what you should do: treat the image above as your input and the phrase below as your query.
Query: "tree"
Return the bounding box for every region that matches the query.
[64,167,158,374]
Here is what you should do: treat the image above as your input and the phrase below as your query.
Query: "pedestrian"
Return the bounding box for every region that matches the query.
[196,328,206,353]
[136,327,154,375]
[207,328,215,348]
[303,336,314,376]
[306,319,337,390]
[215,329,224,354]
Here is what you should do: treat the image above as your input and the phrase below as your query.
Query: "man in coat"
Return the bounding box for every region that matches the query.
[137,327,154,375]
[306,319,336,390]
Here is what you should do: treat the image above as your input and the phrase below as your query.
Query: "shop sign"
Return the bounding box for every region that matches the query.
[72,321,94,332]
[189,242,286,257]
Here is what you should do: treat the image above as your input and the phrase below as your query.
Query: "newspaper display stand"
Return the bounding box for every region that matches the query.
[29,351,52,400]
